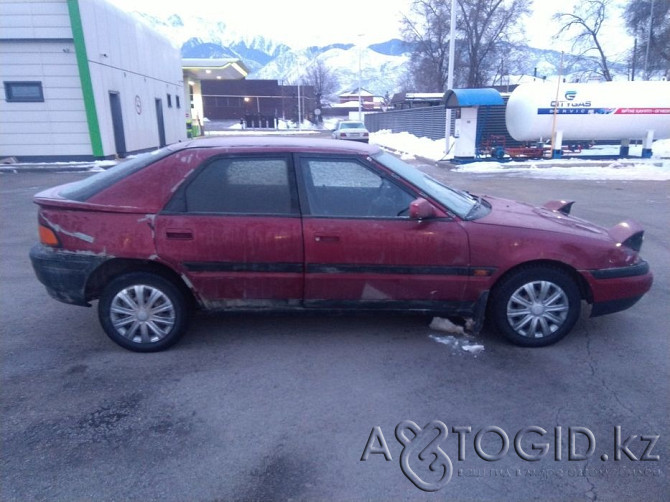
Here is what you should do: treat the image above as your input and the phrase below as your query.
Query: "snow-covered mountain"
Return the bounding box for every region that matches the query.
[128,11,410,97]
[250,44,409,97]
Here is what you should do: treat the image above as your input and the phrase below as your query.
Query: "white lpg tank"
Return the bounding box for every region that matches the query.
[506,81,670,141]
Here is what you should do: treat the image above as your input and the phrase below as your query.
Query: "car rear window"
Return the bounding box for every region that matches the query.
[59,148,176,201]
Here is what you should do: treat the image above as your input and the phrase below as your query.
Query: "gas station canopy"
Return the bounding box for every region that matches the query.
[443,88,504,108]
[182,58,249,81]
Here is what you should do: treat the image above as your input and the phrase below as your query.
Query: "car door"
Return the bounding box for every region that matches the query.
[155,154,304,308]
[297,154,471,309]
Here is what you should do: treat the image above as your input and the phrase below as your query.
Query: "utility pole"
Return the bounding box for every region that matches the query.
[445,0,456,154]
[643,0,655,79]
[631,36,637,80]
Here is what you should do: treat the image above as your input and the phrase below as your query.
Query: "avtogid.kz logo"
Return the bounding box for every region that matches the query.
[360,421,660,492]
[397,420,453,491]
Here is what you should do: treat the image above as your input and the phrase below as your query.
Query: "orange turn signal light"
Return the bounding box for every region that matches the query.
[472,268,492,277]
[39,224,60,247]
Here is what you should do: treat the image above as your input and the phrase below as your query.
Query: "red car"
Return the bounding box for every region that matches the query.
[30,137,652,352]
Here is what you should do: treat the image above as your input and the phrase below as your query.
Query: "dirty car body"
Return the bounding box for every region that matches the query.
[30,137,653,351]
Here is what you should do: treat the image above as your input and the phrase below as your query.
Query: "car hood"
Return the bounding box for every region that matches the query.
[476,195,610,238]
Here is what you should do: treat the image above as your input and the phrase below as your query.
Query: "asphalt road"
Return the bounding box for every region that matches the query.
[1,166,668,501]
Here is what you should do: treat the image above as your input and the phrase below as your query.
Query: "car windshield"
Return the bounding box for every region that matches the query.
[340,122,365,129]
[373,151,480,219]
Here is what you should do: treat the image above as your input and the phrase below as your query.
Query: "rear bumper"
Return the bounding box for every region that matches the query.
[335,137,369,143]
[584,261,653,317]
[29,244,106,306]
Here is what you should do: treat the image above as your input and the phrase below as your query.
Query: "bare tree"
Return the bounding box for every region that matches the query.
[402,0,530,90]
[401,0,453,91]
[302,59,339,109]
[489,41,529,89]
[456,0,531,88]
[624,0,670,79]
[553,0,616,81]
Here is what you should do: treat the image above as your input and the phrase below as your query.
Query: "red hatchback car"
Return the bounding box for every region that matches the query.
[30,137,652,351]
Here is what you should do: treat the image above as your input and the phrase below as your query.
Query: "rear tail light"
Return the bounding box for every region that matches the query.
[39,223,61,247]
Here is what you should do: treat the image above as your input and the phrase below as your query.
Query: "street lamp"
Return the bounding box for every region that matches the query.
[358,34,363,120]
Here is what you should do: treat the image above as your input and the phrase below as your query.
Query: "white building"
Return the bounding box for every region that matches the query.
[0,0,187,160]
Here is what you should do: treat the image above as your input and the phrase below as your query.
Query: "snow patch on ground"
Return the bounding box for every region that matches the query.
[429,334,485,356]
[453,159,670,180]
[370,131,670,180]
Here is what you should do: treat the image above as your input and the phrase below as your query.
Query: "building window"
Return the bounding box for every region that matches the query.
[4,81,44,102]
[167,93,172,108]
[176,95,181,109]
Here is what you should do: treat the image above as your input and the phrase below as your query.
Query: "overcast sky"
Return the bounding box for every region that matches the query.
[106,0,632,55]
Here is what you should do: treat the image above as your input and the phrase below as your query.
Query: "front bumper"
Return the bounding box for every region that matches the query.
[29,244,107,306]
[585,260,653,317]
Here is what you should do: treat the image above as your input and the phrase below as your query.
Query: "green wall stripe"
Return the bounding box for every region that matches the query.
[67,0,104,157]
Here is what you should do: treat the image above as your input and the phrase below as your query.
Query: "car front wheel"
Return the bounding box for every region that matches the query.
[491,266,581,347]
[98,272,188,352]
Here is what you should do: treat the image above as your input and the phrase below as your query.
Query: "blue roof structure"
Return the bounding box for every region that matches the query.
[444,88,504,108]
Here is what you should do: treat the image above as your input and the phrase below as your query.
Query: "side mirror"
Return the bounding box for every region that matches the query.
[409,198,436,220]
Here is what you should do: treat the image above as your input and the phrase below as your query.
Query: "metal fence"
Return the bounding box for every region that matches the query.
[364,104,522,152]
[364,106,447,141]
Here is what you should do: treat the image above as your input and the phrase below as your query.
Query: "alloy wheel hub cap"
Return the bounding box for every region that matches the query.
[531,303,545,316]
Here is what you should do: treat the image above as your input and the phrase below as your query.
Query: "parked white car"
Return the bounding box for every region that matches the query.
[331,121,370,143]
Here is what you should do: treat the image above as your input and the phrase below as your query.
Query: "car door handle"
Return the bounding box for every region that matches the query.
[314,235,340,243]
[166,229,193,240]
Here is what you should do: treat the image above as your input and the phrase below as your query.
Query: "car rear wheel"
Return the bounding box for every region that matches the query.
[491,266,581,347]
[98,272,188,352]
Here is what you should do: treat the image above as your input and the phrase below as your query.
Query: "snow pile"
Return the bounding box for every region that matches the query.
[653,138,670,157]
[371,129,454,161]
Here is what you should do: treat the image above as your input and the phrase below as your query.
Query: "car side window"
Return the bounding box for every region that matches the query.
[300,157,415,218]
[177,157,297,215]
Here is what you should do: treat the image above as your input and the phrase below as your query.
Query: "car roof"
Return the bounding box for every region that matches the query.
[170,136,379,155]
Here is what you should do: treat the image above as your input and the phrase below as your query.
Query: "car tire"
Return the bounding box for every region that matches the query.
[490,266,581,347]
[98,272,188,352]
